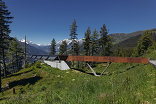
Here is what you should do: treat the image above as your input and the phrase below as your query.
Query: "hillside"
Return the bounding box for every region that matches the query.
[110,31,144,44]
[114,30,156,48]
[0,50,156,104]
[19,41,48,55]
[110,28,156,45]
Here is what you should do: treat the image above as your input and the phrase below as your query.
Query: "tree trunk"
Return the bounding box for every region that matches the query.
[77,61,79,69]
[0,64,2,92]
[2,49,7,78]
[16,52,18,71]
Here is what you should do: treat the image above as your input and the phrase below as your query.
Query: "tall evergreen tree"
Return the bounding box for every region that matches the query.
[7,38,24,72]
[69,19,78,40]
[24,35,27,68]
[122,48,134,57]
[74,41,80,68]
[0,0,13,91]
[136,31,153,56]
[99,24,112,56]
[90,28,99,56]
[83,27,91,56]
[59,40,67,55]
[69,19,78,55]
[73,41,80,55]
[113,45,122,56]
[50,38,56,55]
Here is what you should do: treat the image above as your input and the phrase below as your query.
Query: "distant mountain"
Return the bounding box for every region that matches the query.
[19,28,156,55]
[55,39,83,52]
[19,39,84,55]
[19,40,48,55]
[114,29,156,48]
[110,31,145,44]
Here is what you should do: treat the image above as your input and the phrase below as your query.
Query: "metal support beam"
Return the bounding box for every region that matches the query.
[87,62,111,76]
[87,63,100,76]
[149,60,156,68]
[100,62,111,76]
[46,56,49,60]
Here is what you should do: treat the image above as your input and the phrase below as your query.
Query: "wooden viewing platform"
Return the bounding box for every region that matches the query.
[30,55,149,64]
[29,55,155,76]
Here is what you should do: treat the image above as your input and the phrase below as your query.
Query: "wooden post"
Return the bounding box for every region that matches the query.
[13,88,15,94]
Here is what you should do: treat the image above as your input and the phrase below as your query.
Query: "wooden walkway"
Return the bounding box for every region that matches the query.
[30,55,149,64]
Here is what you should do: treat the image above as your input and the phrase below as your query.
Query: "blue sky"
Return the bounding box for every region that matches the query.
[5,0,156,45]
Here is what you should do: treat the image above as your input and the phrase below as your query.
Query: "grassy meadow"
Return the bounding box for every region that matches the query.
[0,51,156,104]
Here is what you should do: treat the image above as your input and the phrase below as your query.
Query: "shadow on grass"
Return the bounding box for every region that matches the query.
[73,68,101,76]
[9,76,42,89]
[7,69,33,78]
[2,76,42,91]
[117,64,140,74]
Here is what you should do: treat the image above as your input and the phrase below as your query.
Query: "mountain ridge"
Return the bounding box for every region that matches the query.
[19,28,156,54]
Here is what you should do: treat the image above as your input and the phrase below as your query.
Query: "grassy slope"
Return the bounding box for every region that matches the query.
[0,51,156,104]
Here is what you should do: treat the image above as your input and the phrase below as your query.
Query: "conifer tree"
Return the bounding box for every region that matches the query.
[83,27,91,56]
[136,31,153,56]
[69,19,78,40]
[99,24,112,56]
[74,41,80,68]
[122,48,134,57]
[90,28,99,56]
[24,35,27,68]
[114,45,122,56]
[0,0,13,91]
[69,19,78,55]
[59,40,67,55]
[73,41,80,55]
[50,38,56,55]
[8,38,24,71]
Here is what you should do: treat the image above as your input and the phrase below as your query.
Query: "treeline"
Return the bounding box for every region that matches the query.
[50,20,112,57]
[114,30,156,57]
[0,0,27,92]
[0,0,24,77]
[50,20,155,58]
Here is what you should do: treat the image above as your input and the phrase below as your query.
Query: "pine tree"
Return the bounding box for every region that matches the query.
[69,19,78,40]
[24,35,27,68]
[59,40,67,55]
[114,45,122,56]
[74,41,80,68]
[69,19,78,55]
[50,38,56,55]
[90,28,99,56]
[99,24,112,56]
[73,41,80,55]
[136,31,153,56]
[0,0,13,91]
[70,41,80,67]
[83,27,91,56]
[7,38,24,72]
[121,48,134,57]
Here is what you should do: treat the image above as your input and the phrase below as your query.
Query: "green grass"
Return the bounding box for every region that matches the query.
[0,51,156,104]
